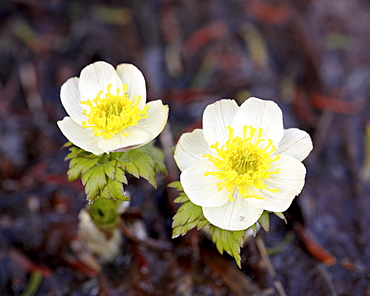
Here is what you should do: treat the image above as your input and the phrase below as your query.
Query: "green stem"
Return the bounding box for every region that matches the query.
[21,270,42,296]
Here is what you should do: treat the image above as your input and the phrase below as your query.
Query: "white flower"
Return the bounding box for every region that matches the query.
[174,98,313,231]
[57,61,169,155]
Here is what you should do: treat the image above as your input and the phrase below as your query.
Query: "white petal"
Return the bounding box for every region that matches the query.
[98,130,149,153]
[232,97,284,145]
[57,117,105,155]
[131,100,168,144]
[181,160,229,207]
[203,195,263,231]
[277,128,313,161]
[202,99,239,146]
[247,155,306,212]
[60,77,86,125]
[174,129,211,171]
[78,61,123,102]
[116,63,147,110]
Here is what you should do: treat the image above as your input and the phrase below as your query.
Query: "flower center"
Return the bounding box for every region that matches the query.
[81,84,149,139]
[203,126,280,200]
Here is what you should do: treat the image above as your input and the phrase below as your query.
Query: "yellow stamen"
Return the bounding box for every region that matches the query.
[81,84,149,139]
[203,126,280,200]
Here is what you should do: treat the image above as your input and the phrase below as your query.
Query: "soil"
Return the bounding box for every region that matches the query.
[0,0,369,295]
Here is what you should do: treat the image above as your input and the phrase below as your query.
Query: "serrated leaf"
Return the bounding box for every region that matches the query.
[172,201,208,238]
[66,146,99,182]
[63,142,166,203]
[168,181,183,191]
[85,178,100,202]
[172,202,203,227]
[171,182,209,238]
[209,225,245,268]
[67,162,84,182]
[99,185,111,200]
[173,193,188,203]
[172,203,192,228]
[115,193,130,201]
[81,166,107,190]
[172,226,187,238]
[108,142,166,188]
[103,160,116,180]
[197,219,209,230]
[80,157,100,173]
[61,141,73,149]
[115,166,128,184]
[124,162,140,178]
[106,178,124,199]
[258,211,270,232]
[65,146,83,161]
[134,155,157,187]
[233,230,245,246]
[137,142,167,174]
[64,146,125,202]
[185,219,202,231]
[169,179,254,268]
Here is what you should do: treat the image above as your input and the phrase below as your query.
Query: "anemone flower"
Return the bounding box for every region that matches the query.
[174,98,312,231]
[57,61,168,155]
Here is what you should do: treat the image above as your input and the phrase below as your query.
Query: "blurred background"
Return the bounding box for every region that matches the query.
[0,0,369,295]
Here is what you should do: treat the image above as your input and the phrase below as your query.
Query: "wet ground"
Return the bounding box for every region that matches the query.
[0,0,369,295]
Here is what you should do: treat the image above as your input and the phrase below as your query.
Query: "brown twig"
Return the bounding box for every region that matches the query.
[294,223,336,266]
[202,249,262,296]
[256,235,288,296]
[119,221,172,252]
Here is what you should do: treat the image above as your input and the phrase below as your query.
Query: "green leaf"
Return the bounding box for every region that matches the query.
[113,141,167,188]
[67,161,84,182]
[81,165,106,189]
[169,180,263,268]
[173,193,189,204]
[197,219,209,230]
[258,211,270,232]
[65,146,128,202]
[273,212,287,224]
[103,160,117,180]
[106,178,129,200]
[168,181,183,191]
[100,185,111,200]
[61,141,73,149]
[65,145,83,160]
[135,155,156,185]
[85,177,100,201]
[115,166,128,184]
[63,142,166,203]
[66,148,100,182]
[251,223,258,236]
[171,185,208,238]
[208,225,246,268]
[124,162,140,178]
[172,202,203,228]
[139,142,167,174]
